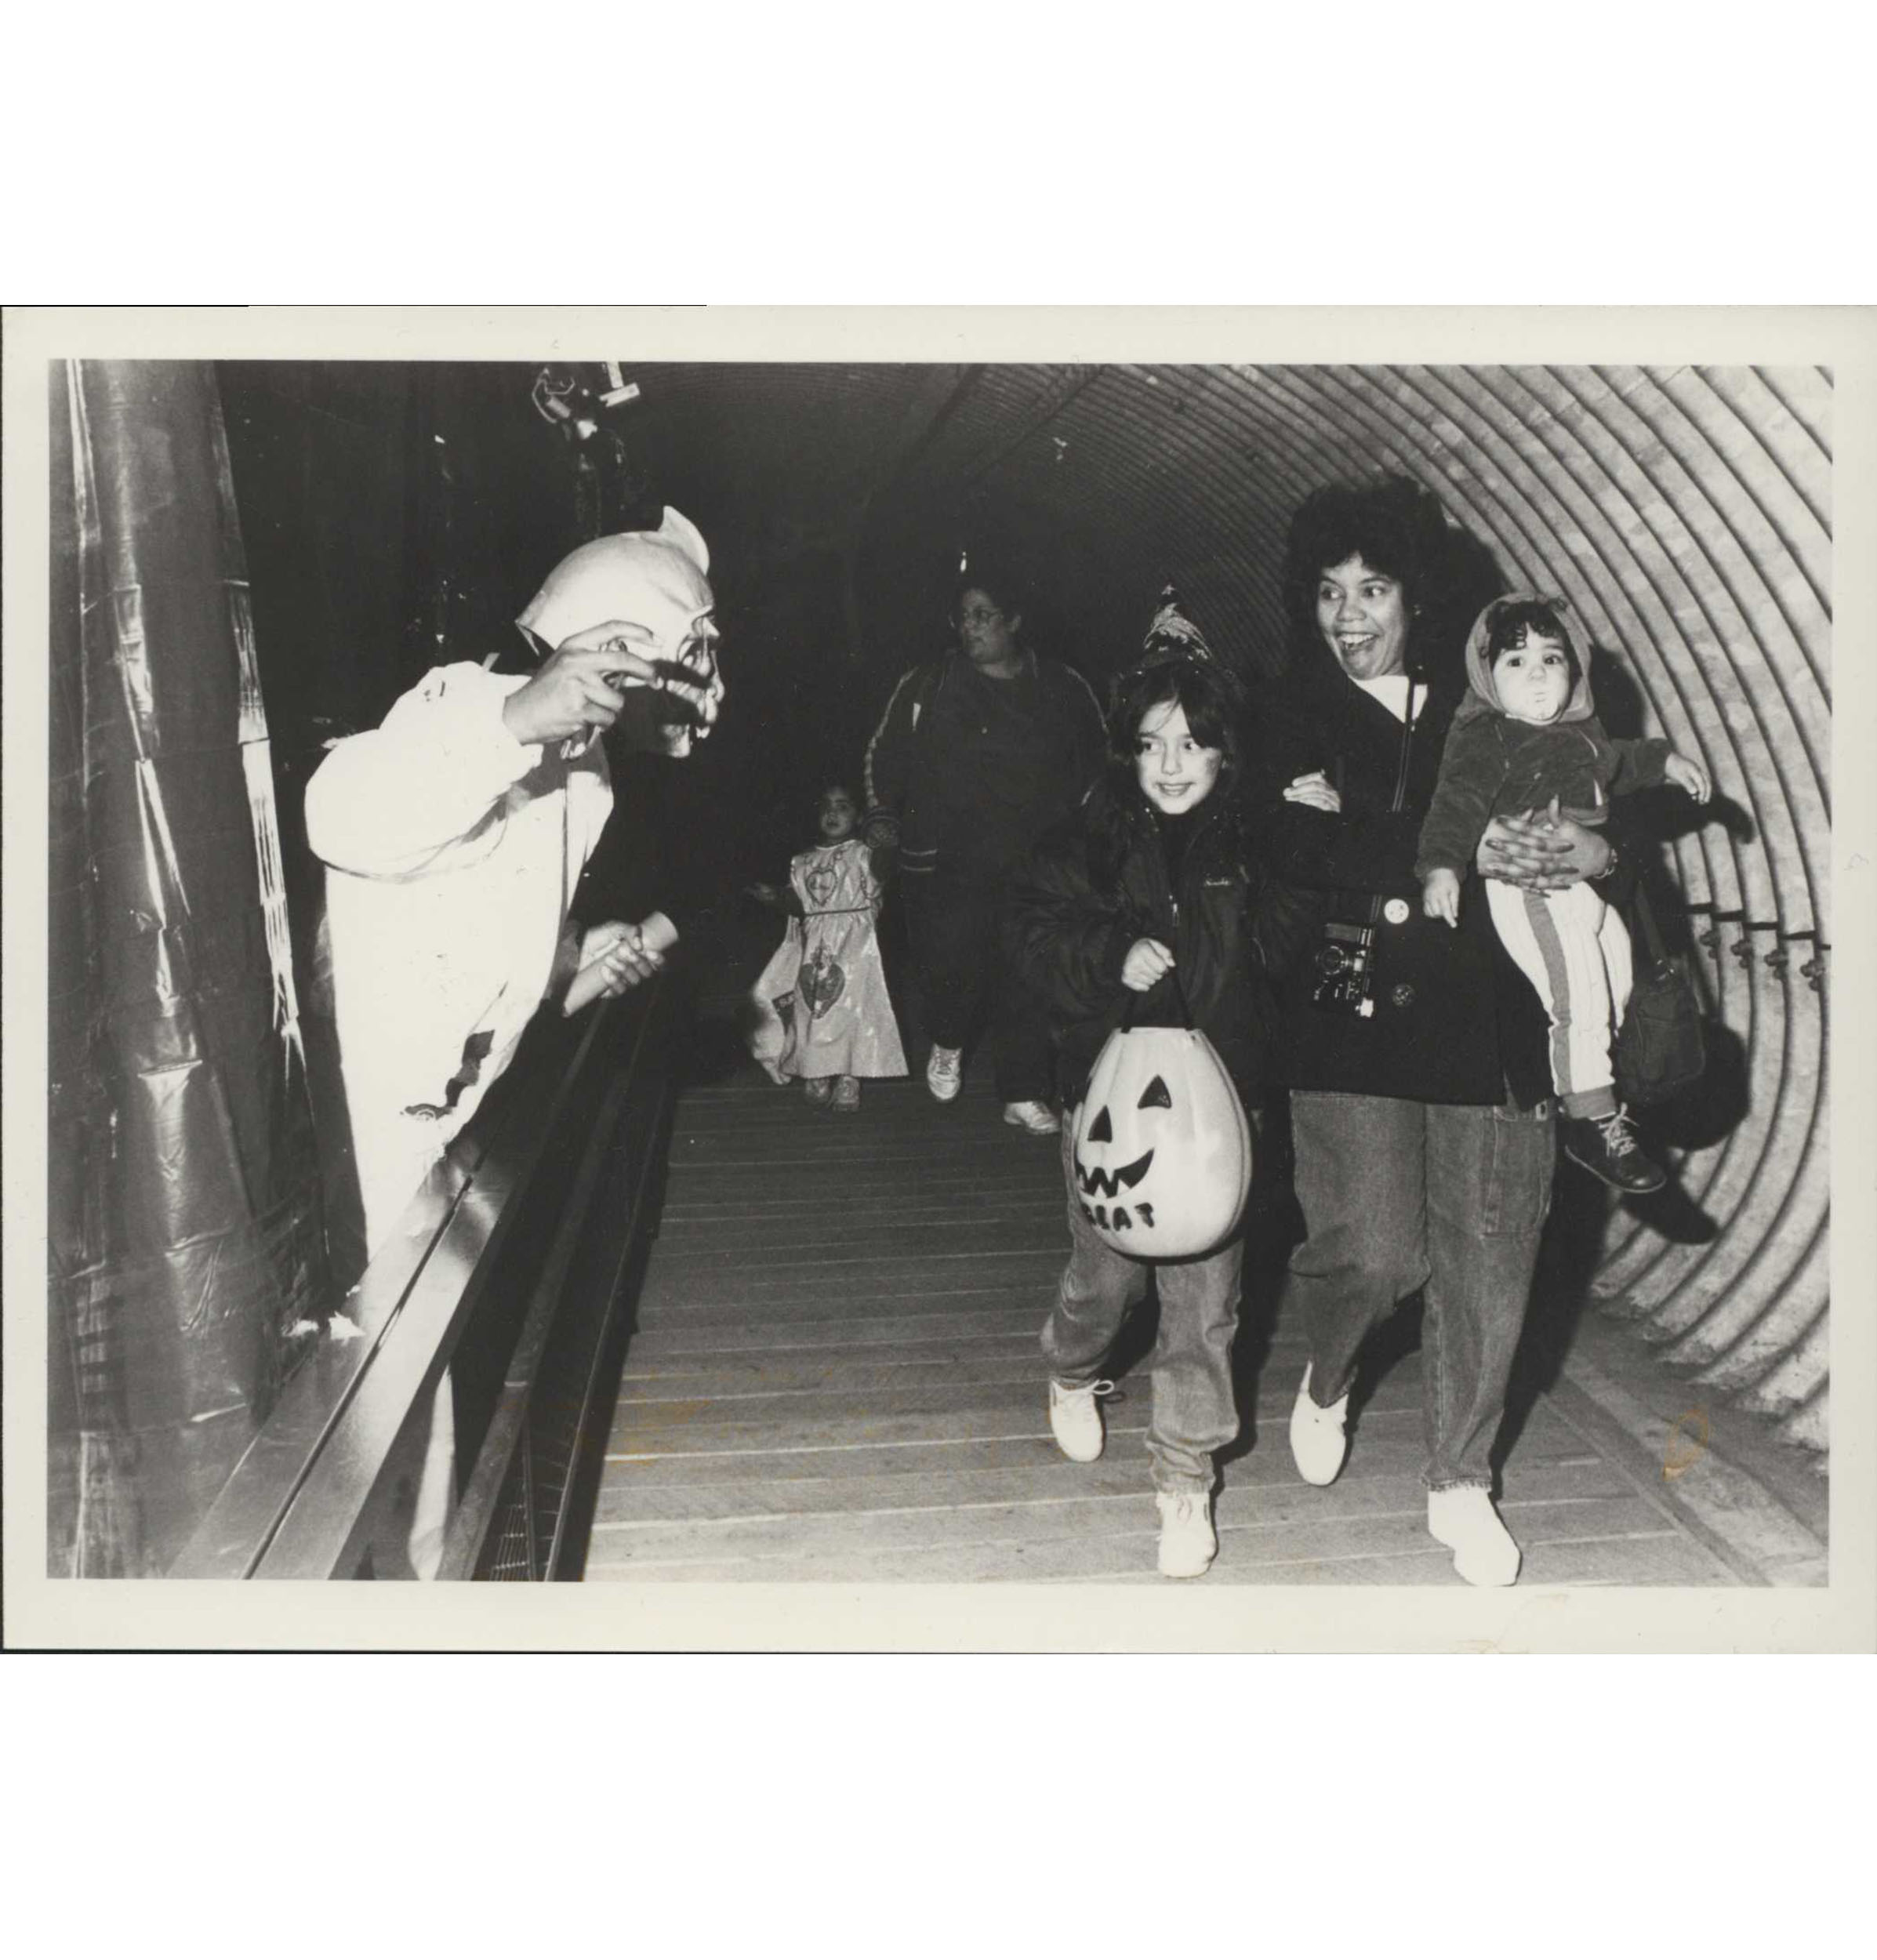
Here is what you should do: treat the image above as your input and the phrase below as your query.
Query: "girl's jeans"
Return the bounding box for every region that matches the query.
[1286,1088,1555,1491]
[1042,1127,1243,1494]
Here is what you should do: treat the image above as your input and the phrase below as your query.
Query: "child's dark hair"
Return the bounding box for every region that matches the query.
[814,779,860,822]
[1484,598,1581,688]
[1105,655,1243,778]
[1083,655,1243,890]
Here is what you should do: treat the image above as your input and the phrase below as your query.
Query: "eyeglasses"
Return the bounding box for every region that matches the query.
[953,605,1004,630]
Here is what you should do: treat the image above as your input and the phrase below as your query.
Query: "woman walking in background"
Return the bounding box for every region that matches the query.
[863,554,1106,1134]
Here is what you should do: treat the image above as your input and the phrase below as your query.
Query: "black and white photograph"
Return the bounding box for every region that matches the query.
[4,307,1871,1653]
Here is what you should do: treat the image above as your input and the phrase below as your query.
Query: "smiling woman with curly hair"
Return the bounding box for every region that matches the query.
[1252,475,1632,1587]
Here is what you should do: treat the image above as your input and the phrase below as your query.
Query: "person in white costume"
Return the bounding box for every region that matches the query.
[305,506,721,1574]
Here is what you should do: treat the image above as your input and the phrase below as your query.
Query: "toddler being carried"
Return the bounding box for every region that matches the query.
[1416,594,1709,1192]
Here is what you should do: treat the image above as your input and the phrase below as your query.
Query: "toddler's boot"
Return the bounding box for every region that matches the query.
[1561,1105,1665,1194]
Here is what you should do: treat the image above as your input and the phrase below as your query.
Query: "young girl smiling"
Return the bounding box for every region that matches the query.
[1005,597,1312,1577]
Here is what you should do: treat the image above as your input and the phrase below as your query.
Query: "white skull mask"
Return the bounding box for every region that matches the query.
[517,506,722,757]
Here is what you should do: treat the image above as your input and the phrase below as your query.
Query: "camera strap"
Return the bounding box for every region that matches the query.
[1356,672,1424,931]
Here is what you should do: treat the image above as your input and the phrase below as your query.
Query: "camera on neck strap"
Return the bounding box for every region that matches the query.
[1310,920,1378,1018]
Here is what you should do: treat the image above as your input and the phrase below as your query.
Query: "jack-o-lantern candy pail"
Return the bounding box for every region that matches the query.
[1070,1024,1252,1258]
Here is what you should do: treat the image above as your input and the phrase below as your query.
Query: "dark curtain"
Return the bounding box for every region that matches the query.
[47,361,330,1576]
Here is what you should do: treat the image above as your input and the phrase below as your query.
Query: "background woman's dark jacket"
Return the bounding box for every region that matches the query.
[1248,657,1556,1110]
[863,650,1108,880]
[1004,774,1316,1110]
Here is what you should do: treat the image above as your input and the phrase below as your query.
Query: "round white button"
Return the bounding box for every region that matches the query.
[1383,898,1411,925]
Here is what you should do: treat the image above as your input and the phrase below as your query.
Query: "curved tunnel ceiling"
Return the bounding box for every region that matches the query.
[615,361,1835,1457]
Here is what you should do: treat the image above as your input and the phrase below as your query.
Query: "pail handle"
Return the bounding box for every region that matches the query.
[1120,961,1196,1033]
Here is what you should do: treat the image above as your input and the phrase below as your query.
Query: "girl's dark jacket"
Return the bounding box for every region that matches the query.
[1247,652,1563,1111]
[1004,771,1319,1112]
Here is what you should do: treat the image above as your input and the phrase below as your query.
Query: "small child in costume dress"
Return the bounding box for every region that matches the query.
[749,783,907,1112]
[1415,595,1710,1193]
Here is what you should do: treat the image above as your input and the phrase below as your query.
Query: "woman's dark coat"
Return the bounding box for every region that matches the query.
[1247,655,1555,1110]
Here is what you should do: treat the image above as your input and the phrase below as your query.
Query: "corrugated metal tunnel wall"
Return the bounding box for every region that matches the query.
[630,361,1832,1459]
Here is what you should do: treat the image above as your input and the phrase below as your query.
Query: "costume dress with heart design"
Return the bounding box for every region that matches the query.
[763,837,906,1082]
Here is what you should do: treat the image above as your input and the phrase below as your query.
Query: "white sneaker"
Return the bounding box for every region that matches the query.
[1288,1363,1349,1486]
[926,1044,963,1102]
[1156,1490,1218,1578]
[1003,1099,1061,1134]
[1427,1486,1522,1588]
[1047,1377,1113,1462]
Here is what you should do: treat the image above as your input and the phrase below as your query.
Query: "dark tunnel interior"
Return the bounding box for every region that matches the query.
[215,357,1835,1467]
[46,356,1832,1577]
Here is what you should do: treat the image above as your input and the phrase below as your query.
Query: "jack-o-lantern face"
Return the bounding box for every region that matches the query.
[1071,1028,1251,1258]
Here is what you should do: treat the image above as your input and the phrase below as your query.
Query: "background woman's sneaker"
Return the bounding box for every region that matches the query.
[1156,1490,1218,1578]
[1288,1363,1349,1486]
[1003,1100,1060,1134]
[802,1077,833,1106]
[1427,1486,1521,1587]
[1560,1105,1665,1193]
[832,1075,860,1113]
[925,1045,963,1102]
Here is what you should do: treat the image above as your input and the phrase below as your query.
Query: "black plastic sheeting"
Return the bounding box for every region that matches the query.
[47,361,330,1575]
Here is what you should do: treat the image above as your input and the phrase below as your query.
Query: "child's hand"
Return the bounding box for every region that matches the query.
[1422,869,1461,928]
[1121,938,1175,993]
[1665,753,1712,803]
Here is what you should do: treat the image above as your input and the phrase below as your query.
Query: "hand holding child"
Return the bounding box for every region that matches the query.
[1422,869,1461,927]
[1664,753,1711,803]
[1121,938,1176,993]
[1479,806,1605,891]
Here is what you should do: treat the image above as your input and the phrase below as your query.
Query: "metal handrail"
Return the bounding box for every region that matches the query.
[435,992,675,1579]
[169,980,671,1580]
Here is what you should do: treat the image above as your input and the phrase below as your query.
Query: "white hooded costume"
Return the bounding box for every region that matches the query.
[307,507,715,1253]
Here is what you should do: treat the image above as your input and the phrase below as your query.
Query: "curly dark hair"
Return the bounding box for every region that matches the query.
[1280,475,1453,656]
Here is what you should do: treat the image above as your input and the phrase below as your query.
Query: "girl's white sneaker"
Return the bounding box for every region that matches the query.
[1156,1490,1218,1578]
[1047,1377,1113,1462]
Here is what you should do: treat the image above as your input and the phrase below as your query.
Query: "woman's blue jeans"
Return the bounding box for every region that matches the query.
[1042,1128,1243,1494]
[1286,1089,1555,1491]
